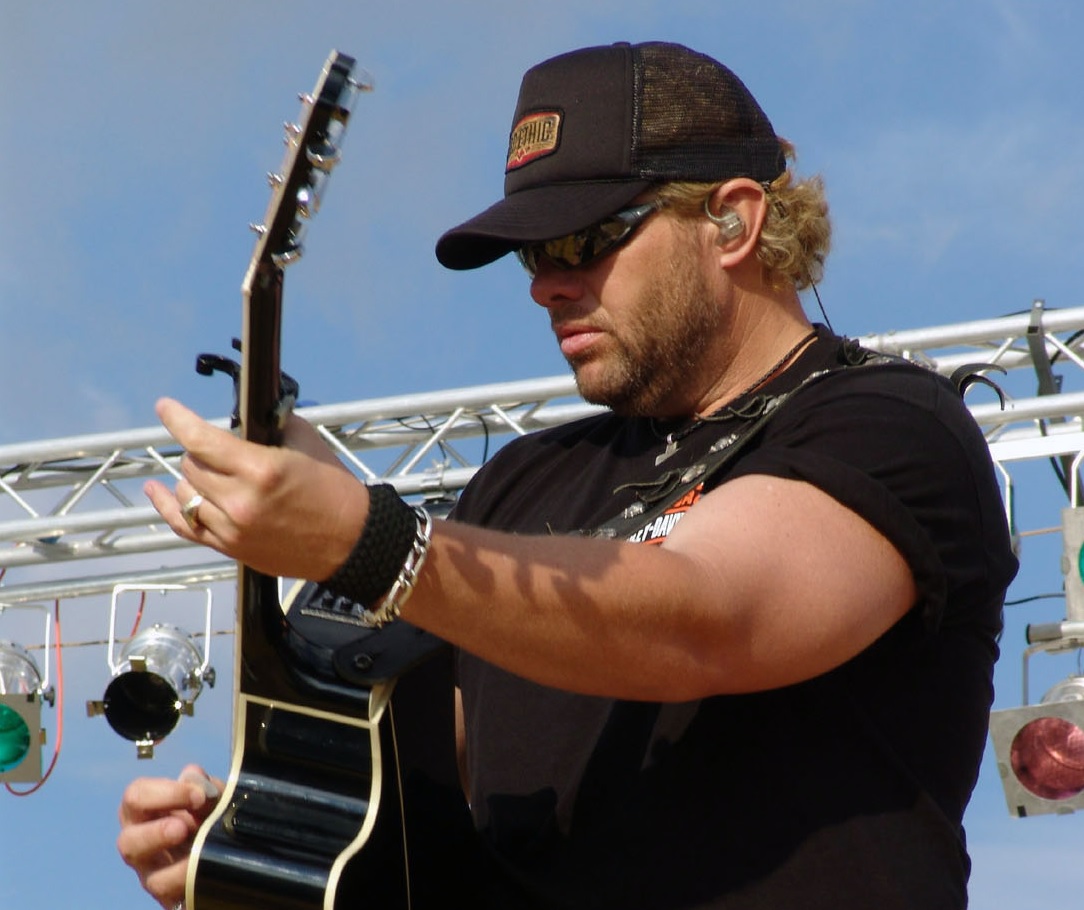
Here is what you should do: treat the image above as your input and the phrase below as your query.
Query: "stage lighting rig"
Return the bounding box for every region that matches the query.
[87,584,215,758]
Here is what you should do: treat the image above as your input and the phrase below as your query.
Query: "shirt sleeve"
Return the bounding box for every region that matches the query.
[719,363,1014,632]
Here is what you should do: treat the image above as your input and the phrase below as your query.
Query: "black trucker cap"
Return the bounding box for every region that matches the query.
[435,41,786,270]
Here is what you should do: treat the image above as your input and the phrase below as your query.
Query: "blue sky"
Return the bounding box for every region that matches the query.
[2,2,1084,908]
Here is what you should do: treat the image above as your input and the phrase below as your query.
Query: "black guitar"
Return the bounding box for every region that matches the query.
[185,51,474,910]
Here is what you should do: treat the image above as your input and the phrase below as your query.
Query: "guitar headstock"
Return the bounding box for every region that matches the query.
[244,50,370,285]
[233,50,369,445]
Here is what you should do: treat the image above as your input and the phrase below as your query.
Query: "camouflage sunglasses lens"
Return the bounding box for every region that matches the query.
[516,200,662,276]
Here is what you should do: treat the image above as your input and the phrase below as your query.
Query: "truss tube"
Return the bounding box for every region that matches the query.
[989,430,1084,465]
[855,304,1084,354]
[0,505,166,544]
[0,561,235,605]
[0,530,194,569]
[292,374,583,427]
[969,390,1084,429]
[0,424,196,469]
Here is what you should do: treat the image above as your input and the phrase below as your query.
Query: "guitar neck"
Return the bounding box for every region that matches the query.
[234,259,293,703]
[240,261,286,447]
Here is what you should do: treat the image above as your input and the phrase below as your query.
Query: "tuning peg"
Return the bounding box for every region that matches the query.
[266,172,285,188]
[283,121,302,145]
[298,92,315,105]
[270,220,308,267]
[272,245,304,268]
[306,144,341,173]
[348,71,375,93]
[248,223,267,236]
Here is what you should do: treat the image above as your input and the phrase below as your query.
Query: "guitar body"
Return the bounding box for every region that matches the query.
[184,52,478,910]
[190,593,467,909]
[190,683,408,910]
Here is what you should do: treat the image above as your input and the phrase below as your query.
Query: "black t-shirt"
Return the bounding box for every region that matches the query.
[451,329,1018,909]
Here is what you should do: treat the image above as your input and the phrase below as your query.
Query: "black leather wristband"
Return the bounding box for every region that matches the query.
[321,483,418,608]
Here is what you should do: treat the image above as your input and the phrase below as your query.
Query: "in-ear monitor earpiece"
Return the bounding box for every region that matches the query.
[703,199,744,240]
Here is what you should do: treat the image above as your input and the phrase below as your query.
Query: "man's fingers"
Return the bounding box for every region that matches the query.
[143,479,205,542]
[156,397,242,471]
[118,775,208,826]
[179,765,222,801]
[116,814,190,865]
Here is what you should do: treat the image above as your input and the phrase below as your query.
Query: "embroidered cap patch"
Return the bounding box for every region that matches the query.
[506,111,561,171]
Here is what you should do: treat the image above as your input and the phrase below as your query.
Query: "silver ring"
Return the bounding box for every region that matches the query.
[180,494,204,531]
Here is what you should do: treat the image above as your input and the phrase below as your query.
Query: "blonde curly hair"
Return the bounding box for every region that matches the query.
[654,139,830,290]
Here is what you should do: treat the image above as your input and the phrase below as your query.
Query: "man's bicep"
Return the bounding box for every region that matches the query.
[662,473,918,692]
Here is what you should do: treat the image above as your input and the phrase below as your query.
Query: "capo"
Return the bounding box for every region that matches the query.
[196,337,300,429]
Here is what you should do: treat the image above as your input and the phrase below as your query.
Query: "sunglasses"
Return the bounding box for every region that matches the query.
[515,199,664,276]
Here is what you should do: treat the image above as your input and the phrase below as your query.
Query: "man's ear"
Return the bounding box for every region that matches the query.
[707,179,768,264]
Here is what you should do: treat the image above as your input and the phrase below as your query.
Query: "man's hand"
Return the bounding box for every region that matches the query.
[144,398,367,580]
[116,765,223,909]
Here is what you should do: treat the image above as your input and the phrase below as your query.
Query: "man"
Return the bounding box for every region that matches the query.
[117,41,1017,909]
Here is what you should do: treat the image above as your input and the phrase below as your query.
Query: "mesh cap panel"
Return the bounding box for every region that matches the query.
[633,43,785,181]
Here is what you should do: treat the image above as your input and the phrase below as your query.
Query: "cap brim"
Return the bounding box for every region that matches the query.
[435,179,653,270]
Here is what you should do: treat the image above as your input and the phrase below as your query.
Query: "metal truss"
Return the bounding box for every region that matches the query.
[2,299,1083,606]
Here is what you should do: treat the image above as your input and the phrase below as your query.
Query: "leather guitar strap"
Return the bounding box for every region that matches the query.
[588,345,996,545]
[587,363,847,543]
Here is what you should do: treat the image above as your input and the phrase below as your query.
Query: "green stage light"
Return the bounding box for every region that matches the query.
[0,638,51,784]
[1062,507,1084,620]
[0,701,31,771]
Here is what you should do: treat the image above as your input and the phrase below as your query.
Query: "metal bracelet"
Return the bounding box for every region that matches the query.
[322,483,418,607]
[369,506,434,627]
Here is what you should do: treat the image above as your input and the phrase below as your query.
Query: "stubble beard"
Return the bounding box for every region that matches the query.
[568,250,721,418]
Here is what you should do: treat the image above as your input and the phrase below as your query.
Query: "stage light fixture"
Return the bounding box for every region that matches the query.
[988,505,1084,817]
[86,584,215,758]
[989,675,1084,817]
[0,605,55,784]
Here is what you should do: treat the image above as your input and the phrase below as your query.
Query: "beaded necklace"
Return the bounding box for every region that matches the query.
[652,329,817,466]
